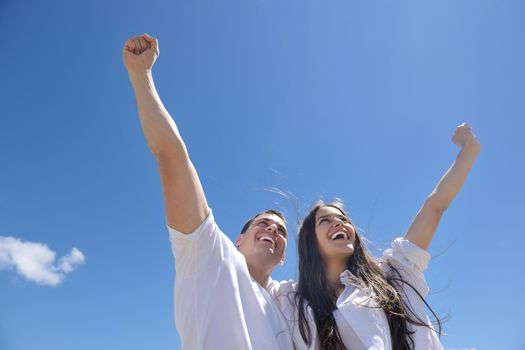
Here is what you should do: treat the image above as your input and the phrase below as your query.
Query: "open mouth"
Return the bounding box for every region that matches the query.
[258,236,275,248]
[330,231,349,241]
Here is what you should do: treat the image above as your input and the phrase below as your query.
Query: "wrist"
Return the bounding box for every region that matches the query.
[128,69,153,83]
[463,137,481,154]
[128,70,155,91]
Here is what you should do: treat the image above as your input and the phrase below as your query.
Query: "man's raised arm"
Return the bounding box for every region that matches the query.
[123,34,208,233]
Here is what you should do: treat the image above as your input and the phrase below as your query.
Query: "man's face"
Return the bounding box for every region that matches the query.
[237,213,287,266]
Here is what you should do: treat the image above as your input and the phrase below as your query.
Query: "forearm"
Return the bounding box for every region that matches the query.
[426,138,480,211]
[129,70,188,162]
[404,126,480,250]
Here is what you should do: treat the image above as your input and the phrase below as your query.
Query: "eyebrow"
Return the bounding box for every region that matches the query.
[255,218,287,236]
[317,214,348,222]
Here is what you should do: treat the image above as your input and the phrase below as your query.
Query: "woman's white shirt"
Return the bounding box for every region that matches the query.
[268,238,444,350]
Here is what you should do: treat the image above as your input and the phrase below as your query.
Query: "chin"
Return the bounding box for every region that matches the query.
[256,246,277,256]
[337,246,355,257]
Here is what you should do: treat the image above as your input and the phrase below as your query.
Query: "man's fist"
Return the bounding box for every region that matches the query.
[452,123,480,150]
[123,34,159,73]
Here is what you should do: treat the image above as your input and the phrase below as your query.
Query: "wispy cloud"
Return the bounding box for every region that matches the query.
[0,236,85,286]
[450,348,478,350]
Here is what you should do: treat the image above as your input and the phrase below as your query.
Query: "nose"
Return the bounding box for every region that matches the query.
[332,217,343,227]
[266,223,278,234]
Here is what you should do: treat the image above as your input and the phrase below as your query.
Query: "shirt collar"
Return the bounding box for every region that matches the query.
[340,269,364,288]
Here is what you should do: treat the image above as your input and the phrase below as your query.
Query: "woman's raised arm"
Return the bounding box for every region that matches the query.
[404,123,481,250]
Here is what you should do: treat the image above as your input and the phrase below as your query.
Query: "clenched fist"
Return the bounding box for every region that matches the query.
[123,34,159,73]
[452,123,480,150]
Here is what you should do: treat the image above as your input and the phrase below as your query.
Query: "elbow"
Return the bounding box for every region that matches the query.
[149,138,189,164]
[465,137,481,154]
[155,144,191,167]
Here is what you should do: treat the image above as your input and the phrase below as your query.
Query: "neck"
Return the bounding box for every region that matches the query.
[246,260,273,287]
[325,257,348,289]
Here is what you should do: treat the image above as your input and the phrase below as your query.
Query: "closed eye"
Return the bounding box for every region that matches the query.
[337,215,349,222]
[255,220,268,227]
[317,215,349,225]
[254,219,286,237]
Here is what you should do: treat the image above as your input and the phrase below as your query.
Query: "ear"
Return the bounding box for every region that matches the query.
[235,235,242,248]
[279,252,286,265]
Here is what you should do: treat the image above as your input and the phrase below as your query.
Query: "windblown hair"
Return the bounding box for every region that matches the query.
[296,202,442,350]
[240,209,286,235]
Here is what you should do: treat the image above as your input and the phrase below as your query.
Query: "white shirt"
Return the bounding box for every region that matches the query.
[269,238,444,350]
[168,210,293,350]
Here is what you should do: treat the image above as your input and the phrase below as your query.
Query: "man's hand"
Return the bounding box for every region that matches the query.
[123,34,159,74]
[452,122,481,150]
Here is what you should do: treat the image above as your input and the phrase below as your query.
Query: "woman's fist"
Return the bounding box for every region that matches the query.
[452,123,480,150]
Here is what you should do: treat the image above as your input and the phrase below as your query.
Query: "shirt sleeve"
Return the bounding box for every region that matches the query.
[168,210,235,278]
[382,238,431,298]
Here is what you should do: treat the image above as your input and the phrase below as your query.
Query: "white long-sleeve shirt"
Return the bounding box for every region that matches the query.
[269,238,444,350]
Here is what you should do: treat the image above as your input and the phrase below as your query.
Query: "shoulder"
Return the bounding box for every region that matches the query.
[266,279,298,311]
[168,210,218,243]
[381,237,431,298]
[168,209,241,276]
[382,237,431,272]
[267,279,296,296]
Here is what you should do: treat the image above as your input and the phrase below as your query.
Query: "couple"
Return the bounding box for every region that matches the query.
[123,34,480,350]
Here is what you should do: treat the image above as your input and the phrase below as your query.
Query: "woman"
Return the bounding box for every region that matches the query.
[271,123,480,349]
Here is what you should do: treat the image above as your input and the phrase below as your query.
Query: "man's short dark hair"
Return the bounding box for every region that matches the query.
[240,209,286,235]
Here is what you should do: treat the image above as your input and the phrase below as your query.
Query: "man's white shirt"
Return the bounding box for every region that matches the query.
[168,210,293,350]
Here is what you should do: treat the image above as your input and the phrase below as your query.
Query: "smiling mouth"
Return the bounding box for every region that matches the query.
[330,231,349,240]
[258,236,275,248]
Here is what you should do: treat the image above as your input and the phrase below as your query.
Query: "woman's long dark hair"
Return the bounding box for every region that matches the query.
[296,202,442,350]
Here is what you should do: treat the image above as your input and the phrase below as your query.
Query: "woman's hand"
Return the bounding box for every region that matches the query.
[452,122,481,152]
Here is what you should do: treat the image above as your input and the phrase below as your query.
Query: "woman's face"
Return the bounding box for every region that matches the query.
[314,206,356,262]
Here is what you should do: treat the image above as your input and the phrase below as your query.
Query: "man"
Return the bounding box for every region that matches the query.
[123,33,293,349]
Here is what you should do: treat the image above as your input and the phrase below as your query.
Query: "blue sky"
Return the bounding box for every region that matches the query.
[1,0,524,349]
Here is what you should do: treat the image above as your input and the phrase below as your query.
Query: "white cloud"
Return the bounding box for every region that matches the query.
[0,236,85,286]
[58,248,85,273]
